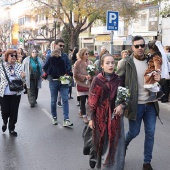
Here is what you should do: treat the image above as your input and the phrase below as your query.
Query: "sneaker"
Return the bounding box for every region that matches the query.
[63,119,73,127]
[143,163,153,170]
[52,117,58,125]
[57,102,63,108]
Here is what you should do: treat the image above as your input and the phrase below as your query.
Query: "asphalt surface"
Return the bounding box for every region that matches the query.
[0,81,170,170]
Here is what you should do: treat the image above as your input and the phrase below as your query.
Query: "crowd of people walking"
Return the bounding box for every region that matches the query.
[0,36,170,170]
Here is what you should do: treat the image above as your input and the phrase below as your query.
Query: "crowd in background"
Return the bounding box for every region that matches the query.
[0,38,170,170]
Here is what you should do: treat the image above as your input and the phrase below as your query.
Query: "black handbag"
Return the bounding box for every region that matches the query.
[2,62,24,91]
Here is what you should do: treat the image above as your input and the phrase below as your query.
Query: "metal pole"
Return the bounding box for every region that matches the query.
[110,31,114,55]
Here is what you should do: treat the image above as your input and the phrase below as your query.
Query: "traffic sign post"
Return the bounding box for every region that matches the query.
[106,11,119,55]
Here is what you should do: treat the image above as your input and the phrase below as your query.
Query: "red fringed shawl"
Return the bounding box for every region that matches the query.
[88,72,123,167]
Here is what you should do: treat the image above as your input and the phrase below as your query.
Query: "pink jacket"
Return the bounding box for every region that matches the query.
[73,59,93,88]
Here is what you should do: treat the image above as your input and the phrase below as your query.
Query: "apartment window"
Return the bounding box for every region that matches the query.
[141,14,147,26]
[25,16,31,23]
[18,18,25,25]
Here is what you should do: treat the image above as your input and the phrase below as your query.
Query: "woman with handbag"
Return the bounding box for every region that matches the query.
[73,48,94,124]
[22,49,44,108]
[0,49,25,137]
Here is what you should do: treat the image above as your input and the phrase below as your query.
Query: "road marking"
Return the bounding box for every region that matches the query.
[41,109,63,129]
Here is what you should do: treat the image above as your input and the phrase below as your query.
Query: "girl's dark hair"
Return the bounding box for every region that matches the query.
[148,40,159,52]
[72,47,79,64]
[100,53,114,66]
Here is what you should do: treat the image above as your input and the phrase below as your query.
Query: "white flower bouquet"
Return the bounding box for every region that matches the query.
[115,86,130,106]
[85,65,96,84]
[86,65,96,76]
[59,75,72,84]
[112,86,130,119]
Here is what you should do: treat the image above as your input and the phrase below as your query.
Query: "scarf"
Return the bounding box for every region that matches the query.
[30,57,41,74]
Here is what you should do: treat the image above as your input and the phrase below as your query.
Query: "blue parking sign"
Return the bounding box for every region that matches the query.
[106,11,119,31]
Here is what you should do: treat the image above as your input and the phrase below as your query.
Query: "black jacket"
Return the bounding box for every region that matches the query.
[43,57,66,79]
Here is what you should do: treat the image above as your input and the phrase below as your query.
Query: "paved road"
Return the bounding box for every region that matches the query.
[0,81,170,170]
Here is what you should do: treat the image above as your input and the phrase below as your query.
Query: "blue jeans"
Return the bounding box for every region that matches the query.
[49,80,69,120]
[125,103,157,163]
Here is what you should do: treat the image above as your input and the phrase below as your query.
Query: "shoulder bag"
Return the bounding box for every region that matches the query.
[2,62,24,91]
[77,84,89,92]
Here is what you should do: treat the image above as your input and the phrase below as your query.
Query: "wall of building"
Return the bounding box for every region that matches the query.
[162,18,170,46]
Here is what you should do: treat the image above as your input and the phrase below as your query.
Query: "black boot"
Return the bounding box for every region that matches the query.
[145,92,157,103]
[2,124,7,132]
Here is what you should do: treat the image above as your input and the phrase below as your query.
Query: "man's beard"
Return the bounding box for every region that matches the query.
[134,54,145,61]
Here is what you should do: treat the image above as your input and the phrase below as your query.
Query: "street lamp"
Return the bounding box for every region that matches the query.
[53,13,57,41]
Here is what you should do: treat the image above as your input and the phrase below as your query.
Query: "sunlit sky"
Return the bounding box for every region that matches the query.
[0,0,22,6]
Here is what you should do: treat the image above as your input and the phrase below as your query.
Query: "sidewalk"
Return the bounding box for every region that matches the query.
[158,100,170,111]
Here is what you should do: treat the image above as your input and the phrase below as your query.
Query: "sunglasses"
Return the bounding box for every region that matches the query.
[134,44,145,49]
[59,45,65,48]
[32,51,37,53]
[85,53,89,55]
[10,54,17,58]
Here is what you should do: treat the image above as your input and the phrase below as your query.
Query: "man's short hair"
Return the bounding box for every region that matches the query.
[132,36,145,44]
[54,39,65,45]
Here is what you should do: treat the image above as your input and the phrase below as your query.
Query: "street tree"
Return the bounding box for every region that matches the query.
[142,0,170,17]
[30,0,138,48]
[0,20,12,50]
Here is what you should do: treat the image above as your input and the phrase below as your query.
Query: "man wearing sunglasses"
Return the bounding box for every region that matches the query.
[116,36,162,170]
[44,39,73,127]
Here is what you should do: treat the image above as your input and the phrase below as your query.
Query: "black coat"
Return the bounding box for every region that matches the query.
[43,57,66,79]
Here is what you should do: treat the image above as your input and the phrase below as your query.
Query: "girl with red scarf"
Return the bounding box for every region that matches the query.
[88,53,125,170]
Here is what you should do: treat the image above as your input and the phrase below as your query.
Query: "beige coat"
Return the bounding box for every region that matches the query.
[73,59,93,88]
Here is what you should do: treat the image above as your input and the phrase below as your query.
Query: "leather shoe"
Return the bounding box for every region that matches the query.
[2,124,7,132]
[89,161,96,169]
[161,99,168,103]
[30,104,35,108]
[9,131,18,137]
[143,163,153,170]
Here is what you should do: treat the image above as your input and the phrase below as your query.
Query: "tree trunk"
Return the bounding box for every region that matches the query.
[70,30,79,49]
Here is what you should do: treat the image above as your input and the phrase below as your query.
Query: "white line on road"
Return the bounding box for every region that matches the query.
[41,108,63,129]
